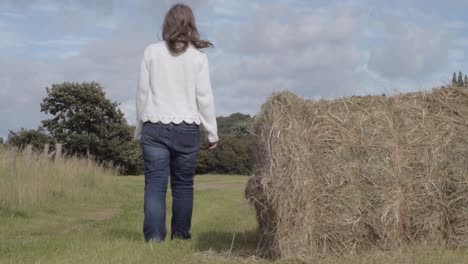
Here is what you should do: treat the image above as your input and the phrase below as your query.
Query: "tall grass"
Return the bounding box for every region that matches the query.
[0,144,117,215]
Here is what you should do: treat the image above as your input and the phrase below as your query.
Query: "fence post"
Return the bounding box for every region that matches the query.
[43,143,50,157]
[25,144,33,166]
[11,146,18,176]
[55,143,62,162]
[86,148,91,168]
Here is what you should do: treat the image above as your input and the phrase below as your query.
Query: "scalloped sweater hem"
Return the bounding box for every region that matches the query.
[133,41,219,144]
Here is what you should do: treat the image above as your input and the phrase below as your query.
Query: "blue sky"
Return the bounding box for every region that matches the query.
[0,0,467,140]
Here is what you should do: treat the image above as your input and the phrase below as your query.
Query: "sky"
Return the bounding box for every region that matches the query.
[1,0,467,140]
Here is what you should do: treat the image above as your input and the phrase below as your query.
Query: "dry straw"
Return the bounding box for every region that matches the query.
[245,86,468,262]
[0,144,117,213]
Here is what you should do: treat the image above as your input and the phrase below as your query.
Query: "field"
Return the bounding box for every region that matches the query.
[0,171,467,263]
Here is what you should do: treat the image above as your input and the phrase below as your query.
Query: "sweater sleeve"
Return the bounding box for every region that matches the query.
[196,54,219,143]
[133,47,151,142]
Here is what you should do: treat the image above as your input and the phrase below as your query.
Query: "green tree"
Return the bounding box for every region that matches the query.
[458,71,463,87]
[196,135,253,175]
[217,113,253,135]
[452,72,457,86]
[6,126,54,152]
[40,81,142,175]
[196,113,254,175]
[231,121,251,137]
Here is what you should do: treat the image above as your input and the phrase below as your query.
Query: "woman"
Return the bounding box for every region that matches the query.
[133,3,218,243]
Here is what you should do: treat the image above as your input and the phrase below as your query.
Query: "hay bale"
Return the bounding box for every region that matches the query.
[245,87,468,261]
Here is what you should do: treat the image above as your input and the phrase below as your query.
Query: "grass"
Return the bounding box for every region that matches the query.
[0,145,116,215]
[0,174,262,264]
[0,148,467,263]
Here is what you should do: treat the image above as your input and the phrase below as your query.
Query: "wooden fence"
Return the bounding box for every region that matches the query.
[9,143,62,161]
[6,143,64,176]
[4,143,112,176]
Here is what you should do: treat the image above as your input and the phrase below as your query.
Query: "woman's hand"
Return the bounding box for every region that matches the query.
[207,142,218,150]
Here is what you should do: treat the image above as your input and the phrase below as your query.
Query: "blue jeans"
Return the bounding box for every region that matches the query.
[139,121,200,242]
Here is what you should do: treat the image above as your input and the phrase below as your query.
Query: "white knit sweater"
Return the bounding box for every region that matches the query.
[133,41,219,143]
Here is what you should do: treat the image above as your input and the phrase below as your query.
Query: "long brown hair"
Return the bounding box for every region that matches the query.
[162,4,213,54]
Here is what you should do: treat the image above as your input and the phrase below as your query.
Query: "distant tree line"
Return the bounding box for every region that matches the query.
[3,82,254,176]
[452,71,468,87]
[196,113,254,175]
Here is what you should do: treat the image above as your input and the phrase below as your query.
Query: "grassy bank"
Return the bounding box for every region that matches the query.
[0,171,259,263]
[1,171,467,263]
[0,145,116,216]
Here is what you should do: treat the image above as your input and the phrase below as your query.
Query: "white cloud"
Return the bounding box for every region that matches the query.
[0,31,24,48]
[0,57,62,139]
[30,36,96,46]
[212,0,258,17]
[0,22,154,139]
[0,11,25,18]
[449,49,465,61]
[368,22,450,79]
[137,0,214,17]
[0,0,118,14]
[445,20,466,30]
[211,2,366,114]
[0,0,467,140]
[455,37,468,47]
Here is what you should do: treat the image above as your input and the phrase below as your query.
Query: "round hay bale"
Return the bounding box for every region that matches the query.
[245,87,468,262]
